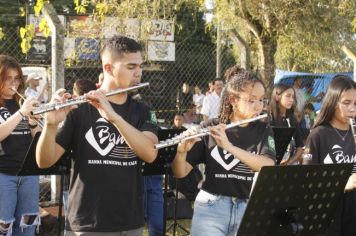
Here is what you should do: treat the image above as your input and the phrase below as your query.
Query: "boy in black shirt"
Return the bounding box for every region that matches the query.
[303,75,356,236]
[36,36,158,236]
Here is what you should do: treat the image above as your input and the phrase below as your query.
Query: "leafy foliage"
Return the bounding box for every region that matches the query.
[211,0,355,87]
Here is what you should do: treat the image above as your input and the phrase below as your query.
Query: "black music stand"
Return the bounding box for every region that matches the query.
[237,164,353,236]
[18,132,71,236]
[272,127,295,165]
[141,129,182,236]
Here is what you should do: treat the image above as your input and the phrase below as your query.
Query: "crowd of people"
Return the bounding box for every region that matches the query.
[0,34,355,236]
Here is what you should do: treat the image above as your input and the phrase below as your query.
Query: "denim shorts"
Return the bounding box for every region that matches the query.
[0,173,40,236]
[190,190,247,236]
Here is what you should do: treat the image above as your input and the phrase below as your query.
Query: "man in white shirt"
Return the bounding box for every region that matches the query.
[25,73,47,103]
[293,77,306,121]
[200,79,224,122]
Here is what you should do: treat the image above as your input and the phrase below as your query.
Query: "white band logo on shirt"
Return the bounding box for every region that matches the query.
[85,118,128,157]
[211,146,240,170]
[324,144,356,164]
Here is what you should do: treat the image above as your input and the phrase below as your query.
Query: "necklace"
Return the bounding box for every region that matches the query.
[333,127,349,141]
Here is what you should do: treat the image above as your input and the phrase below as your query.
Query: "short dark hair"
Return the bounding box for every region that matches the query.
[100,35,142,58]
[73,79,97,96]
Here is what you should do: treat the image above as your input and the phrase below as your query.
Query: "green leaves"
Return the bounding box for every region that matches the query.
[19,24,35,54]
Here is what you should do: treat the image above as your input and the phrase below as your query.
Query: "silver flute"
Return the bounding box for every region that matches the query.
[31,82,150,115]
[155,113,268,149]
[350,118,356,149]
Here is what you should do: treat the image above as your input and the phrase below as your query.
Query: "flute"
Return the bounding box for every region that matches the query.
[155,113,268,149]
[31,82,149,115]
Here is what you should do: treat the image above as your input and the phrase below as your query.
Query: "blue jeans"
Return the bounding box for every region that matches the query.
[143,175,163,236]
[0,173,40,236]
[191,190,247,236]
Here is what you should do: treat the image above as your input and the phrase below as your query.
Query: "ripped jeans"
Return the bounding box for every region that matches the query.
[0,173,40,236]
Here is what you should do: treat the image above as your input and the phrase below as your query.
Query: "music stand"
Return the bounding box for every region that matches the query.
[272,127,295,165]
[18,132,71,236]
[141,129,182,236]
[237,164,353,236]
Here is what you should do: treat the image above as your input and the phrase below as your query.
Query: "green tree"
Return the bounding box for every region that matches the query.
[213,0,355,89]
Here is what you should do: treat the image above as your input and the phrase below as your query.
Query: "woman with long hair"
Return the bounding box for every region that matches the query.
[269,83,304,165]
[172,65,276,236]
[303,75,356,236]
[0,55,41,236]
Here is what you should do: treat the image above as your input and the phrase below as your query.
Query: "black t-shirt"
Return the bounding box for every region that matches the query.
[304,124,355,169]
[270,113,304,148]
[56,96,158,232]
[186,119,276,199]
[0,99,32,175]
[304,124,356,236]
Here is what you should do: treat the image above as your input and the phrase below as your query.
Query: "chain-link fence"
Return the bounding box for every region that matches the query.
[0,26,235,205]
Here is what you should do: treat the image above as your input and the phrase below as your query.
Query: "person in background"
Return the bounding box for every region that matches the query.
[205,81,214,96]
[25,73,47,103]
[303,75,356,236]
[171,114,186,131]
[176,82,193,114]
[193,85,205,115]
[0,55,41,236]
[200,79,224,122]
[172,65,275,236]
[303,103,316,129]
[72,79,97,97]
[183,103,199,126]
[293,77,306,121]
[269,83,304,165]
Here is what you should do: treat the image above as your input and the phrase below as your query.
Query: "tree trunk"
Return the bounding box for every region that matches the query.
[229,30,251,69]
[257,37,277,94]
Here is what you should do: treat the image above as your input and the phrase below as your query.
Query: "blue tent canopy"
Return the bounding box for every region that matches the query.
[274,69,354,111]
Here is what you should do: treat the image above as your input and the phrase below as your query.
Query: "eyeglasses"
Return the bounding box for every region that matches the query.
[238,97,269,106]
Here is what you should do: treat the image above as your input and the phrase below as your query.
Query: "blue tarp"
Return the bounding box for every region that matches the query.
[274,69,354,111]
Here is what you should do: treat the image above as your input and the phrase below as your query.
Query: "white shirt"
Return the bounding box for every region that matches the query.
[25,87,39,99]
[25,87,48,103]
[200,91,221,119]
[294,88,306,112]
[193,93,205,114]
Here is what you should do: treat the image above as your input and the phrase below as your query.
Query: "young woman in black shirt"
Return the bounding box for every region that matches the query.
[172,65,276,236]
[303,75,356,236]
[269,83,304,165]
[0,55,41,236]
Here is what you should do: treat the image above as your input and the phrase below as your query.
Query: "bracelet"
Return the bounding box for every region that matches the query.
[18,110,25,117]
[28,123,38,129]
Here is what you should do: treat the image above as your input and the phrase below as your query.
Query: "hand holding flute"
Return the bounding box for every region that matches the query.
[85,89,121,123]
[176,127,202,154]
[44,89,76,127]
